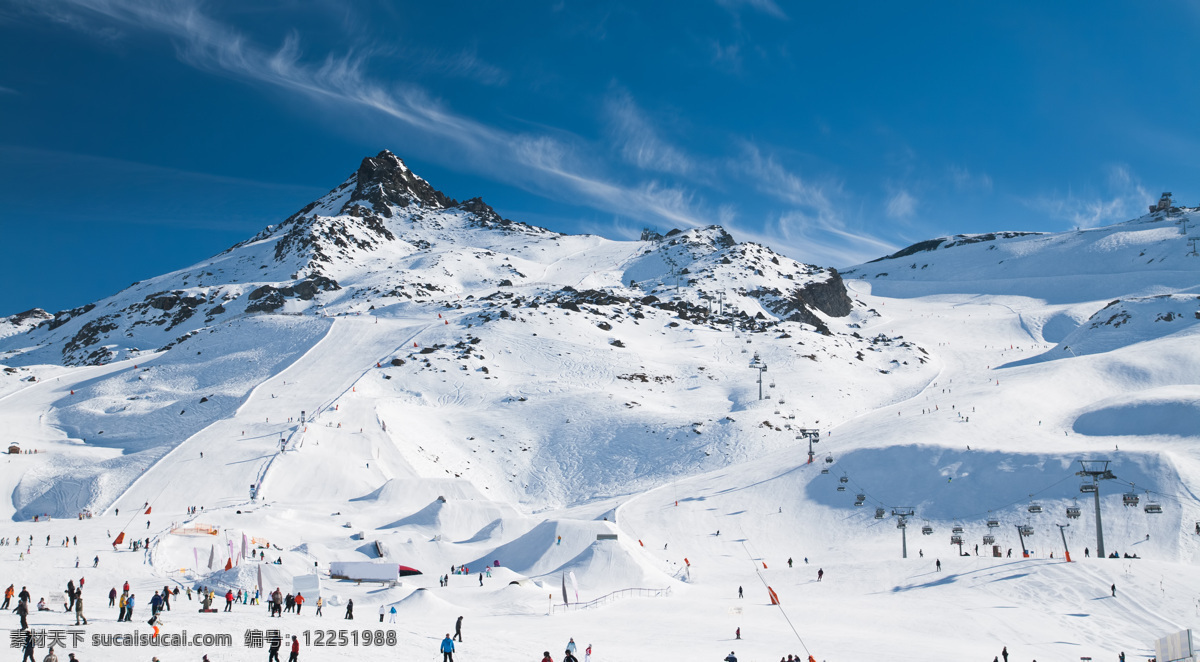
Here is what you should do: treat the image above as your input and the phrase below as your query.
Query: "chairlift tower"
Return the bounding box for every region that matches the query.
[797,428,820,464]
[892,508,915,558]
[1076,459,1117,558]
[748,353,768,400]
[1188,237,1199,257]
[1056,523,1072,562]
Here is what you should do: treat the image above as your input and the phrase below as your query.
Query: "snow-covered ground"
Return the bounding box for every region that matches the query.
[2,156,1198,661]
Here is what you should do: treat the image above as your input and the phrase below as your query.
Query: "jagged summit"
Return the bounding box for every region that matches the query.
[352,149,456,214]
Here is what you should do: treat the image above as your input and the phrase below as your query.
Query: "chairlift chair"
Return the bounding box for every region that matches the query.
[921,524,933,535]
[825,454,834,464]
[820,468,830,474]
[896,517,908,529]
[874,508,885,519]
[774,408,780,415]
[1122,492,1139,507]
[854,495,865,506]
[951,524,964,535]
[1066,505,1081,519]
[839,475,849,484]
[951,535,963,545]
[1144,494,1163,514]
[986,516,999,528]
[982,534,996,545]
[836,485,846,492]
[1027,502,1043,514]
[1018,524,1034,537]
[1080,483,1098,494]
[769,381,776,388]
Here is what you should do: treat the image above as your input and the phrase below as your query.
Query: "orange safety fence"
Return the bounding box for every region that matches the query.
[169,524,219,536]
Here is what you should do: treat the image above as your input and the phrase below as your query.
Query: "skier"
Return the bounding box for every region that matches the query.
[315,596,323,617]
[19,630,34,662]
[725,652,738,662]
[566,638,577,654]
[936,559,941,572]
[267,630,282,662]
[1001,646,1008,662]
[735,627,741,639]
[563,649,579,662]
[737,586,743,598]
[3,584,12,610]
[440,633,456,662]
[388,605,397,623]
[378,604,385,622]
[540,652,553,662]
[294,592,304,615]
[15,594,29,629]
[454,615,463,641]
[1111,583,1116,597]
[817,568,823,581]
[344,598,353,620]
[288,635,300,662]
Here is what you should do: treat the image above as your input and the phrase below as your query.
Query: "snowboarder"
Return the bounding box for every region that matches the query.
[440,634,455,662]
[74,592,86,625]
[454,615,463,641]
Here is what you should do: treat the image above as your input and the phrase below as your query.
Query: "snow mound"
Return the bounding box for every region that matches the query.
[543,538,671,593]
[1011,295,1200,365]
[1073,386,1200,437]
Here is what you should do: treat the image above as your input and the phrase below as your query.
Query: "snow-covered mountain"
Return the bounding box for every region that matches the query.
[2,156,1198,662]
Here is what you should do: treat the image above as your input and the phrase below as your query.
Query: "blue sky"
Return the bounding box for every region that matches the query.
[1,1,1198,315]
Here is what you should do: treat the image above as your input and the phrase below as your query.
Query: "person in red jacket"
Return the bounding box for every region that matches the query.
[288,635,300,661]
[224,590,234,612]
[294,593,304,615]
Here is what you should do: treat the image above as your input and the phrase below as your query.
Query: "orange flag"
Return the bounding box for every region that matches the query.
[113,532,125,545]
[145,507,152,515]
[768,587,780,605]
[224,558,233,571]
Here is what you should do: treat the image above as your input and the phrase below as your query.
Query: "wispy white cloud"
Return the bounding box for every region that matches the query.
[735,143,838,212]
[714,0,787,20]
[0,85,17,95]
[30,0,716,232]
[885,189,917,219]
[405,47,509,87]
[604,88,698,178]
[1025,164,1151,229]
[948,165,993,193]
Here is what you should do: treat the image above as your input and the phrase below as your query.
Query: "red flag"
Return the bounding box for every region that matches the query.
[145,507,152,515]
[768,587,780,605]
[762,561,768,569]
[224,558,233,571]
[684,558,690,566]
[113,532,125,545]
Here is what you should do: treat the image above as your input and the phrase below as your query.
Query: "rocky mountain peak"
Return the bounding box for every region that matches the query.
[351,149,456,216]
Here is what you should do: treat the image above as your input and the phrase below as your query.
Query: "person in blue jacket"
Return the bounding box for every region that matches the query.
[440,633,455,662]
